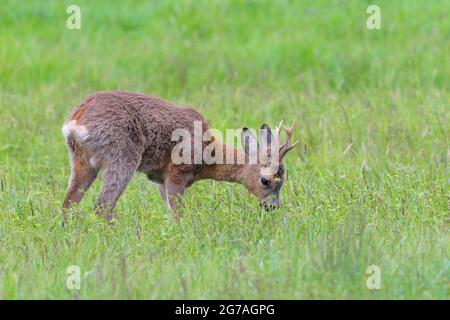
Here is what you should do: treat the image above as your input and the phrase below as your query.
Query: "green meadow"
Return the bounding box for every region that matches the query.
[0,0,448,299]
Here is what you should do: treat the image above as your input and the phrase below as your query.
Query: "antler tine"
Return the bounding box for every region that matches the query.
[287,121,295,132]
[280,121,294,149]
[283,121,295,136]
[279,121,299,159]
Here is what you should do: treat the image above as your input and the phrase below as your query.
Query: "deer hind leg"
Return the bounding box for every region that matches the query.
[62,150,98,222]
[94,150,142,222]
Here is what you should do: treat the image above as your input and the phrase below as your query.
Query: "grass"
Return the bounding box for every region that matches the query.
[0,0,449,299]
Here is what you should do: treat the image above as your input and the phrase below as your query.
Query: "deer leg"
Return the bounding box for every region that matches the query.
[165,184,185,222]
[62,152,97,225]
[157,184,169,207]
[94,152,141,223]
[164,171,190,221]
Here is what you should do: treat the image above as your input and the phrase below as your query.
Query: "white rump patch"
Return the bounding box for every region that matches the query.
[62,120,89,142]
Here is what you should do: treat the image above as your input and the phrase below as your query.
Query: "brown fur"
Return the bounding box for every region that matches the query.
[73,98,93,122]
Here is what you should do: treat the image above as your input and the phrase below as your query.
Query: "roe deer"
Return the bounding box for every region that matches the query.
[61,91,299,224]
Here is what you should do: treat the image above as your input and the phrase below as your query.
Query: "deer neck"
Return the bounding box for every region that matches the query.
[197,142,248,184]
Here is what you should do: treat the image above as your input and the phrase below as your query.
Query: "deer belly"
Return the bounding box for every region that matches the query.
[137,157,165,184]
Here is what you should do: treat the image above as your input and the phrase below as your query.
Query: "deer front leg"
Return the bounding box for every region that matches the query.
[153,181,173,210]
[157,184,168,206]
[164,184,185,222]
[163,169,190,221]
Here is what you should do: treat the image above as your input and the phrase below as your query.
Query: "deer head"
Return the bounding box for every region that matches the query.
[240,121,299,210]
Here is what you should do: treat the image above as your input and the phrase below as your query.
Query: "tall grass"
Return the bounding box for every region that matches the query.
[0,0,448,298]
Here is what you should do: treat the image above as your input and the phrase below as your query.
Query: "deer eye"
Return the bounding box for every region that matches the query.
[260,178,270,187]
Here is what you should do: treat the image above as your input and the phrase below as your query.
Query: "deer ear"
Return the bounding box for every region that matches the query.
[241,127,258,156]
[260,124,273,147]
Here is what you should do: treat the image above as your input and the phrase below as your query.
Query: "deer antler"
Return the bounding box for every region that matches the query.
[279,121,299,160]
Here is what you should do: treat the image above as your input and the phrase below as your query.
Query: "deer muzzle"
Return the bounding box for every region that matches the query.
[260,197,280,211]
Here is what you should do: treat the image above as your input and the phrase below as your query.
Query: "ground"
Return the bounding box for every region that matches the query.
[0,0,448,299]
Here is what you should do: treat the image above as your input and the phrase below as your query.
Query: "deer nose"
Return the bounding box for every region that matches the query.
[261,198,280,211]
